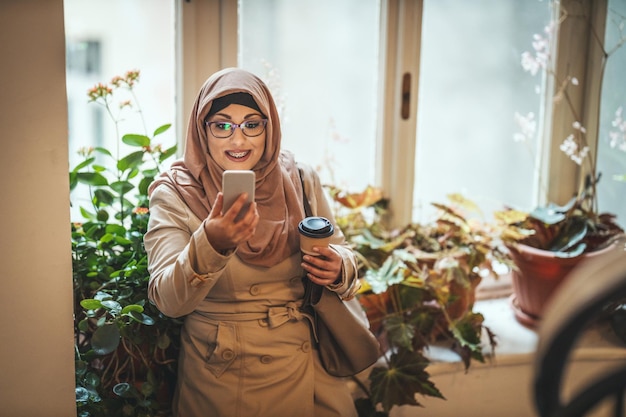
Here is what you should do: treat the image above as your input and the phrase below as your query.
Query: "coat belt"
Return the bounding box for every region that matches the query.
[195,300,314,331]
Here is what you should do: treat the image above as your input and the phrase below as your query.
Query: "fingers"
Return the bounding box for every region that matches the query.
[209,193,225,219]
[205,193,258,251]
[302,247,341,286]
[222,193,252,222]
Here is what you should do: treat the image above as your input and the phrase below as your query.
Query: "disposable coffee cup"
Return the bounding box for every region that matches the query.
[298,216,334,256]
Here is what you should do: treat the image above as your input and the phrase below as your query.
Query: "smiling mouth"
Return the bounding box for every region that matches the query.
[227,150,250,159]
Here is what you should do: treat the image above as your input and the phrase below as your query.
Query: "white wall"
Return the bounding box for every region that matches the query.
[0,1,75,416]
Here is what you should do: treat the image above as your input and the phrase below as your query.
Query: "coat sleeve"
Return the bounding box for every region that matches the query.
[144,185,233,318]
[298,163,360,300]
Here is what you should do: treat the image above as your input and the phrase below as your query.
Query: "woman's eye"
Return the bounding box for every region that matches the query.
[244,121,260,129]
[216,122,232,131]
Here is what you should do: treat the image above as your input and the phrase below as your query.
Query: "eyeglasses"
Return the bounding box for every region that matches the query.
[204,119,268,139]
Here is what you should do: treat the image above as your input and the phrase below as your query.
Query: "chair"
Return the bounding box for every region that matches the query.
[534,243,626,417]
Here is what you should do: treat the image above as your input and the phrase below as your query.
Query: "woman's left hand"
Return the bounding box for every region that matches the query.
[301,246,342,287]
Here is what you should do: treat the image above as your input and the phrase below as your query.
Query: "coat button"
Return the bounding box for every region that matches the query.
[249,284,261,296]
[260,355,273,364]
[222,349,235,360]
[301,341,311,353]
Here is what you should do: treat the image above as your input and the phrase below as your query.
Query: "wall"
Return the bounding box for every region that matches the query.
[0,1,75,416]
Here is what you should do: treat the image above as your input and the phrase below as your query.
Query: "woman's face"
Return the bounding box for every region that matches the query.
[206,103,267,171]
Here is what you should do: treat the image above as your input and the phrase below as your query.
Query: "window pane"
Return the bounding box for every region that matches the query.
[238,0,380,191]
[597,0,626,228]
[413,0,551,221]
[64,0,176,220]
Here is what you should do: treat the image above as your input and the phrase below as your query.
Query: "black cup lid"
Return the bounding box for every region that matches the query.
[298,216,334,238]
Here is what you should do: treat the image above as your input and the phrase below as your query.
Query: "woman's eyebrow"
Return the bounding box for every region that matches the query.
[209,112,262,121]
[211,112,233,120]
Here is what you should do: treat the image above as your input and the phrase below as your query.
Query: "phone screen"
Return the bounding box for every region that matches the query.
[222,170,255,220]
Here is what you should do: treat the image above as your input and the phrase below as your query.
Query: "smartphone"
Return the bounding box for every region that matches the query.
[222,170,255,221]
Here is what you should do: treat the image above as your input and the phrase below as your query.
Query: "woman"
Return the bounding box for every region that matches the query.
[144,67,360,417]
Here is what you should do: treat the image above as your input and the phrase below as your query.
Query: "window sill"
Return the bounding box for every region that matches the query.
[398,297,626,416]
[351,296,626,416]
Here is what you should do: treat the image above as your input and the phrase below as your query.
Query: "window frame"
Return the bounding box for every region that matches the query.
[177,0,238,144]
[543,0,608,207]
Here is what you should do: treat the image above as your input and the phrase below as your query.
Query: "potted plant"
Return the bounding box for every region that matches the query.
[325,185,506,416]
[494,175,624,326]
[71,70,180,417]
[501,2,626,326]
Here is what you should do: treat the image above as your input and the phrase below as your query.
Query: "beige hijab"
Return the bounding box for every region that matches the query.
[149,67,305,267]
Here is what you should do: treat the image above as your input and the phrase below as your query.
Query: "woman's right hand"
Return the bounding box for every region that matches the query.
[203,192,259,252]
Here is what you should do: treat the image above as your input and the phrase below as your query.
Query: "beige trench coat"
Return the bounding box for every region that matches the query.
[145,164,359,417]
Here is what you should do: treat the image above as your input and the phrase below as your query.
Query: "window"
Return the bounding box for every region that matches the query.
[66,40,101,74]
[238,0,381,192]
[65,0,620,230]
[597,0,626,227]
[413,0,551,222]
[64,0,176,220]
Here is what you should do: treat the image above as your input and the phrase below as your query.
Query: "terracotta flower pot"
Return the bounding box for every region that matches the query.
[508,242,616,327]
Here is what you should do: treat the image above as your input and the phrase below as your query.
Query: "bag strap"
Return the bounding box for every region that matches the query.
[298,168,323,306]
[298,167,313,217]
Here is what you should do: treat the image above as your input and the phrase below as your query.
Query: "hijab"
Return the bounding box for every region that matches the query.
[149,67,305,267]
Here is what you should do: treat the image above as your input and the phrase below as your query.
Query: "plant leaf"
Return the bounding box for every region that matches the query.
[122,133,150,147]
[94,188,115,206]
[530,196,577,225]
[117,150,145,171]
[385,315,415,350]
[121,304,144,315]
[127,311,155,325]
[75,387,90,402]
[93,146,113,157]
[369,350,443,412]
[446,193,482,215]
[110,180,134,195]
[91,323,120,355]
[76,172,108,186]
[105,224,127,236]
[138,176,153,196]
[80,299,103,310]
[159,145,178,162]
[153,123,171,136]
[364,256,406,294]
[554,242,587,258]
[548,217,588,252]
[72,157,95,173]
[157,332,171,349]
[101,300,122,313]
[113,382,140,398]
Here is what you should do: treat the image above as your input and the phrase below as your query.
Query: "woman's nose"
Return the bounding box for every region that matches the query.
[229,126,247,143]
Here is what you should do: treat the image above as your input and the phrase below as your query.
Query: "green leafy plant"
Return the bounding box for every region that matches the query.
[326,185,506,416]
[494,173,624,258]
[71,70,180,417]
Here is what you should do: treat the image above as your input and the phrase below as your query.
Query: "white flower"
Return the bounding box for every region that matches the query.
[560,134,576,154]
[521,29,551,76]
[560,135,589,166]
[572,121,586,133]
[514,112,537,142]
[521,51,540,75]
